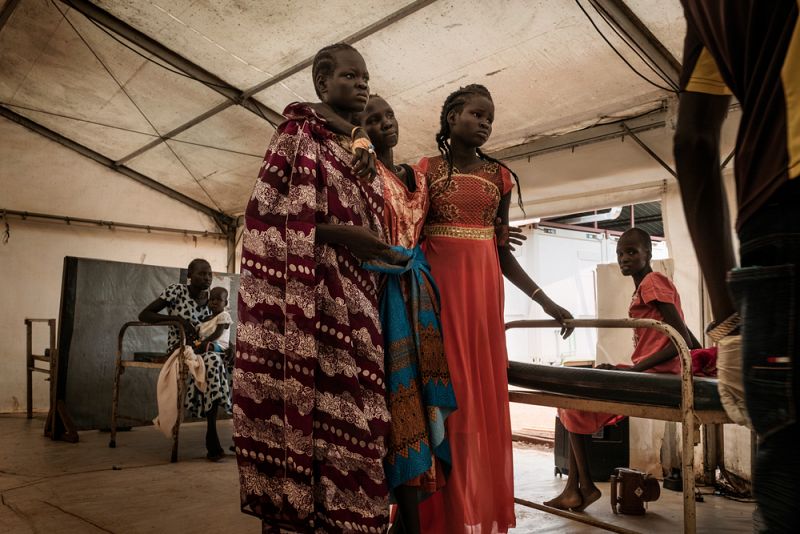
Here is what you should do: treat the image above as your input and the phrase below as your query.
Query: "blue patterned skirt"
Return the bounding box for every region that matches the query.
[365,245,457,499]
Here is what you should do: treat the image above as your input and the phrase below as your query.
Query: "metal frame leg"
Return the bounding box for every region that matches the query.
[170,353,187,463]
[48,318,56,411]
[109,337,124,448]
[25,320,32,419]
[507,318,699,534]
[682,411,698,534]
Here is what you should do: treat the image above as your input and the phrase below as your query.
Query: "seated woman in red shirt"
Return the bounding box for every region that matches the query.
[546,227,701,512]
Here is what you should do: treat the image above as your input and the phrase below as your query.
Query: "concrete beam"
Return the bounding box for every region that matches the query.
[0,105,234,229]
[589,0,681,88]
[111,0,438,164]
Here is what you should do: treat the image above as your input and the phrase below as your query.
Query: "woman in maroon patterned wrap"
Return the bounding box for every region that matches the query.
[234,44,404,534]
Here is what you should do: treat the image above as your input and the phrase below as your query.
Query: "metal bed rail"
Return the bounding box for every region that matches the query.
[506,318,705,534]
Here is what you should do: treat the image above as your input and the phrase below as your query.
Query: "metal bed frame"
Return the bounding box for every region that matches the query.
[506,318,732,534]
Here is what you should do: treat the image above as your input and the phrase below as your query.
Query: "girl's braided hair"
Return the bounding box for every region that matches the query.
[435,84,524,213]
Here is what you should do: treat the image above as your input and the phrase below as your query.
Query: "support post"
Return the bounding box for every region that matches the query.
[48,318,56,422]
[701,423,720,485]
[25,319,32,419]
[226,221,238,273]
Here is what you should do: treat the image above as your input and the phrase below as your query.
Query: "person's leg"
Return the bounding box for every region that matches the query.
[387,510,403,534]
[673,91,737,323]
[544,433,583,510]
[753,424,800,532]
[390,486,420,534]
[205,402,223,460]
[197,349,231,460]
[675,90,753,428]
[730,180,800,532]
[569,433,601,512]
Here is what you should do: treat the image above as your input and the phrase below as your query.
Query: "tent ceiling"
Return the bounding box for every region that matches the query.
[625,0,685,59]
[1,0,689,218]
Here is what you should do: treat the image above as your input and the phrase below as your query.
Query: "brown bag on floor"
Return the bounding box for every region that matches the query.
[610,467,661,515]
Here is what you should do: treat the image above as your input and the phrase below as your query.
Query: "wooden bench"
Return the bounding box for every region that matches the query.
[506,318,732,534]
[24,318,56,419]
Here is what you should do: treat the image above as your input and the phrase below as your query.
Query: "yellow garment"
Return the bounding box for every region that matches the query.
[685,47,733,96]
[782,9,800,180]
[153,346,206,438]
[687,38,798,180]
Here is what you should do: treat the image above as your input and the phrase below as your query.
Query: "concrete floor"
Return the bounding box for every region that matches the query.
[0,414,754,533]
[511,441,755,533]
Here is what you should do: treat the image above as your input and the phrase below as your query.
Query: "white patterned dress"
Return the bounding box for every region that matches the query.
[159,283,232,417]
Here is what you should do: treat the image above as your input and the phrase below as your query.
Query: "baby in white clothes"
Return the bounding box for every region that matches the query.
[197,287,231,353]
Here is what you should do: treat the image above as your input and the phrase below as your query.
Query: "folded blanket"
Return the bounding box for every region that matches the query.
[153,346,206,438]
[715,335,752,428]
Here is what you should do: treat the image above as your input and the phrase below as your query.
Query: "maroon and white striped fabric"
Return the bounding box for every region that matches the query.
[234,103,390,533]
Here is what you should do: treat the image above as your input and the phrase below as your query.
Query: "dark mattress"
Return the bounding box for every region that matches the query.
[507,361,724,412]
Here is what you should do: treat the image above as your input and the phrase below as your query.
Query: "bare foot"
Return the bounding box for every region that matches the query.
[571,486,601,512]
[544,487,583,510]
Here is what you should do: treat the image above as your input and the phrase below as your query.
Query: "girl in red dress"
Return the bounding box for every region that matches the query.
[547,227,701,512]
[417,84,574,534]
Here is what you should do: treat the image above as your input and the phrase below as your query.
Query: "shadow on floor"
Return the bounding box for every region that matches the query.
[0,415,754,533]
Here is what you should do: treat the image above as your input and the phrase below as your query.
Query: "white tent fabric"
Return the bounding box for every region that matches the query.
[1,0,698,219]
